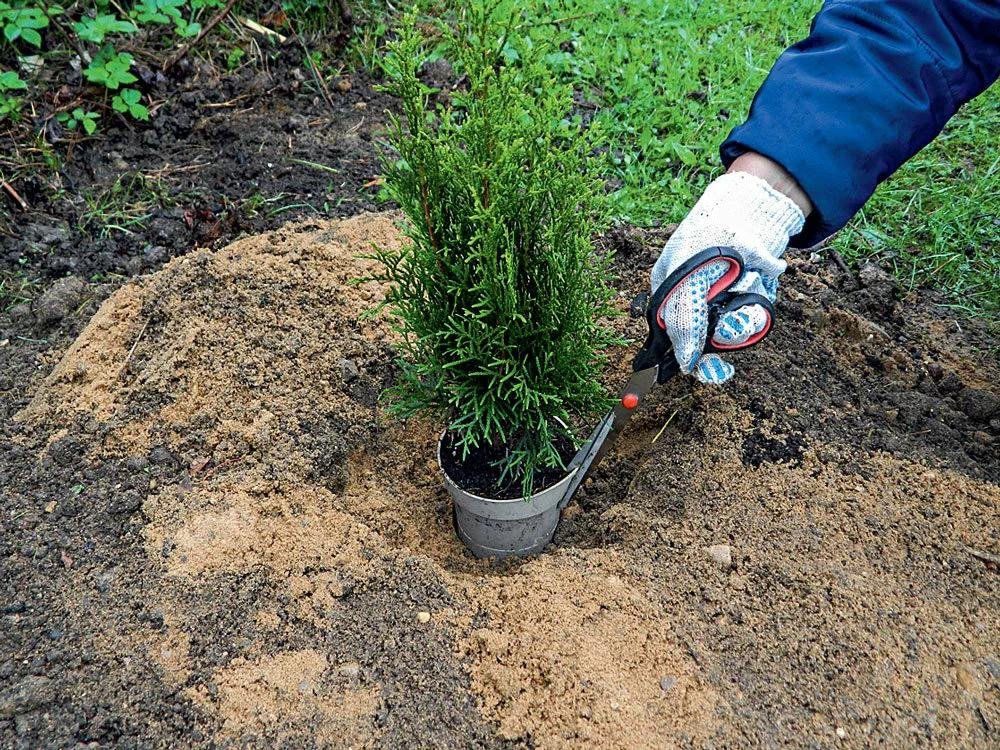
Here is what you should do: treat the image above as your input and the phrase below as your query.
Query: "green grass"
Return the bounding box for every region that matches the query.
[508,0,822,223]
[79,172,169,237]
[0,264,40,311]
[834,94,1000,317]
[425,0,998,317]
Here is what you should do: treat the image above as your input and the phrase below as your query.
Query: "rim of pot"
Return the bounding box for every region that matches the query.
[436,424,578,503]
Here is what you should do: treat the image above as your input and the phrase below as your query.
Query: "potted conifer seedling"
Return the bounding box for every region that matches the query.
[374,11,618,558]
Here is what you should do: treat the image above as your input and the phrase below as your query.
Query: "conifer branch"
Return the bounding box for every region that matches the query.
[375,9,620,495]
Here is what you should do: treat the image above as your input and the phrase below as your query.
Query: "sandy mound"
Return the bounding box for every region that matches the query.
[188,649,381,747]
[12,212,999,748]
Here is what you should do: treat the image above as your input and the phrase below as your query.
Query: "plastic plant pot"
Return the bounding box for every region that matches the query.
[437,431,578,559]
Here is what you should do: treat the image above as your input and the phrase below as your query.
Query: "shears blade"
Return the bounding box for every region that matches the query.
[558,366,658,508]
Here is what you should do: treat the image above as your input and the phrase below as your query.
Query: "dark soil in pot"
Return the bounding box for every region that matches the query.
[439,429,576,499]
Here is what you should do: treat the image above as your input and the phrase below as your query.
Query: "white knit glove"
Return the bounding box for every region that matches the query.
[650,172,805,384]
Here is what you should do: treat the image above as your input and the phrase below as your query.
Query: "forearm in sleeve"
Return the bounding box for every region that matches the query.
[720,0,1000,248]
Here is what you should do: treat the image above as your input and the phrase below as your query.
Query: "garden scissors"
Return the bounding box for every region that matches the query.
[558,246,775,508]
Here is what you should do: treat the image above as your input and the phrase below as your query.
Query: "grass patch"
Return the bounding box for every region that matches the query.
[0,264,40,311]
[410,0,998,316]
[507,0,822,224]
[79,172,169,237]
[834,94,1000,317]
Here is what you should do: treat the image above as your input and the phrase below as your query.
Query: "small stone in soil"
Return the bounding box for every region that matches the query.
[338,661,360,679]
[835,727,846,739]
[660,676,677,692]
[2,602,26,615]
[31,276,87,327]
[956,662,981,693]
[629,291,649,319]
[340,358,360,383]
[707,544,733,570]
[93,570,116,593]
[144,245,169,265]
[417,611,431,624]
[0,675,55,719]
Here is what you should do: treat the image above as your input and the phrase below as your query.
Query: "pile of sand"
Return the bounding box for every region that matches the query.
[16,213,998,747]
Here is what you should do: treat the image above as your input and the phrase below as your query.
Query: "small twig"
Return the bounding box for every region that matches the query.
[203,93,254,109]
[295,32,335,110]
[1,180,28,210]
[48,12,91,64]
[108,0,129,18]
[119,317,151,378]
[346,116,365,135]
[829,249,852,277]
[287,157,339,174]
[651,410,678,444]
[241,17,287,44]
[72,295,95,316]
[162,0,238,72]
[966,546,1000,565]
[145,161,209,179]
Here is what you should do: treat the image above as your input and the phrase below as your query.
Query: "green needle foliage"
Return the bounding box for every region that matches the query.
[373,7,619,496]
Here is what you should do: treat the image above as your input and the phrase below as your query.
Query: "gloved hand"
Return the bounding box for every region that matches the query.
[650,171,805,384]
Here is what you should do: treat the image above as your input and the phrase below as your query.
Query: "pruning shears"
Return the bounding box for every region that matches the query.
[558,246,775,507]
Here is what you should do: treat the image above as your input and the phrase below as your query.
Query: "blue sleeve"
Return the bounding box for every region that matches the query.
[720,0,1000,248]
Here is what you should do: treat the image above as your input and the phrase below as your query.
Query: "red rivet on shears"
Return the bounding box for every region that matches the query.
[621,393,639,410]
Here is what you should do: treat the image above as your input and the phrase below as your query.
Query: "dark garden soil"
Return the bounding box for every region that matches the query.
[440,429,578,500]
[2,42,392,304]
[2,209,997,749]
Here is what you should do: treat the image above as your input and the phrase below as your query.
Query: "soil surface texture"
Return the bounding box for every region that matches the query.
[2,42,392,307]
[2,213,998,749]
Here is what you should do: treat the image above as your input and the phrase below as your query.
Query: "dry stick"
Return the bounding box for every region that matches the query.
[346,116,365,135]
[1,180,28,210]
[241,17,287,44]
[119,317,151,379]
[203,93,255,109]
[295,32,336,110]
[162,0,238,73]
[828,249,852,277]
[287,157,339,174]
[650,409,678,444]
[966,547,1000,565]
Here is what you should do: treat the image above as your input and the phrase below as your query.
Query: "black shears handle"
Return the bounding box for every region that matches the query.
[632,246,775,383]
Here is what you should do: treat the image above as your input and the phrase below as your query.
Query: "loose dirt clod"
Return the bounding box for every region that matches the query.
[3,213,999,748]
[706,544,732,569]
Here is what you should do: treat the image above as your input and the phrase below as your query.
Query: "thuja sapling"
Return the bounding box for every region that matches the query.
[373,10,619,498]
